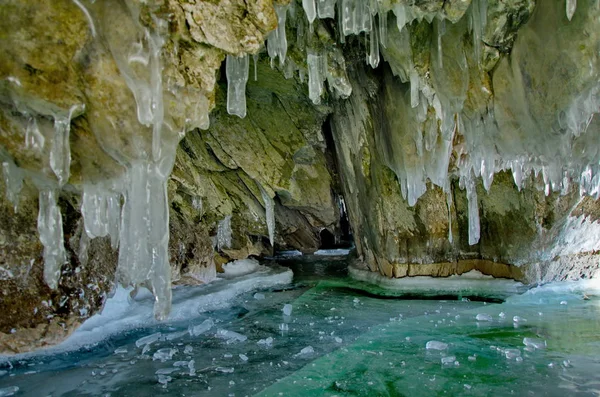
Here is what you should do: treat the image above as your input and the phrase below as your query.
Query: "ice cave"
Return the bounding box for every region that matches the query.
[1,0,600,395]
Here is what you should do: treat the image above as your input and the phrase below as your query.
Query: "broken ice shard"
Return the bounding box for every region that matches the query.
[226,55,250,118]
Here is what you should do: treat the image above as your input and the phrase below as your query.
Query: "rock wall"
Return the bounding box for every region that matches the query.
[0,0,599,353]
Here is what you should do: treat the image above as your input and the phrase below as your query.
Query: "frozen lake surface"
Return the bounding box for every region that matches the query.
[1,257,600,396]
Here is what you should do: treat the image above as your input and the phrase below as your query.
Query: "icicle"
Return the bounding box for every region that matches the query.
[379,8,388,48]
[78,231,90,267]
[410,69,420,108]
[394,4,408,32]
[38,189,67,290]
[2,161,23,212]
[226,55,250,118]
[259,185,275,247]
[267,4,289,67]
[217,215,233,251]
[446,192,453,244]
[303,0,317,24]
[464,175,480,246]
[317,0,336,19]
[118,161,172,320]
[471,0,487,63]
[435,18,445,70]
[253,54,259,81]
[367,16,380,68]
[25,117,44,151]
[50,105,80,186]
[82,186,109,239]
[566,0,577,20]
[107,192,121,249]
[307,50,325,104]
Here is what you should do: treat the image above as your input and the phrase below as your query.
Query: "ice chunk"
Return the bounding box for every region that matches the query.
[216,329,248,343]
[114,347,128,354]
[566,0,577,20]
[334,337,342,343]
[217,215,232,251]
[153,348,177,362]
[189,318,214,336]
[303,0,317,24]
[2,161,23,212]
[295,346,315,356]
[136,332,162,347]
[215,367,234,373]
[441,356,456,366]
[38,189,67,290]
[512,316,527,323]
[257,337,274,346]
[475,313,492,322]
[184,345,193,354]
[317,0,336,19]
[504,349,521,360]
[523,337,546,350]
[226,55,250,118]
[254,293,266,300]
[239,354,249,362]
[259,185,275,246]
[0,386,19,397]
[221,258,260,277]
[157,374,172,385]
[282,304,293,316]
[267,4,289,67]
[426,340,448,350]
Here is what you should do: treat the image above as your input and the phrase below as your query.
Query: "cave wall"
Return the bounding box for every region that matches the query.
[0,0,599,353]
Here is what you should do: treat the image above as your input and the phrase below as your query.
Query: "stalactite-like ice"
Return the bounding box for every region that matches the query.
[2,161,23,212]
[217,215,233,251]
[267,4,289,67]
[25,117,44,151]
[38,189,67,289]
[50,105,80,186]
[317,0,336,19]
[341,0,371,36]
[226,55,250,118]
[308,50,327,104]
[461,173,480,246]
[368,19,380,68]
[81,186,121,248]
[567,0,577,20]
[259,186,275,247]
[470,0,488,62]
[118,161,172,321]
[303,0,317,24]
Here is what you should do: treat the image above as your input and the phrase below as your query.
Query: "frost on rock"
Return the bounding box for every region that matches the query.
[217,215,233,251]
[38,189,67,290]
[226,55,250,118]
[267,4,289,67]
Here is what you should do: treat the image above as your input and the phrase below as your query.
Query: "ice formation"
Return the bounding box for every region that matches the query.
[267,4,289,67]
[259,185,275,247]
[217,215,233,251]
[50,105,80,187]
[226,55,250,118]
[1,161,23,212]
[38,190,67,290]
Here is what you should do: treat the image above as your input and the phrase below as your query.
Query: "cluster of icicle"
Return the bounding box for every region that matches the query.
[1,1,213,320]
[225,0,598,247]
